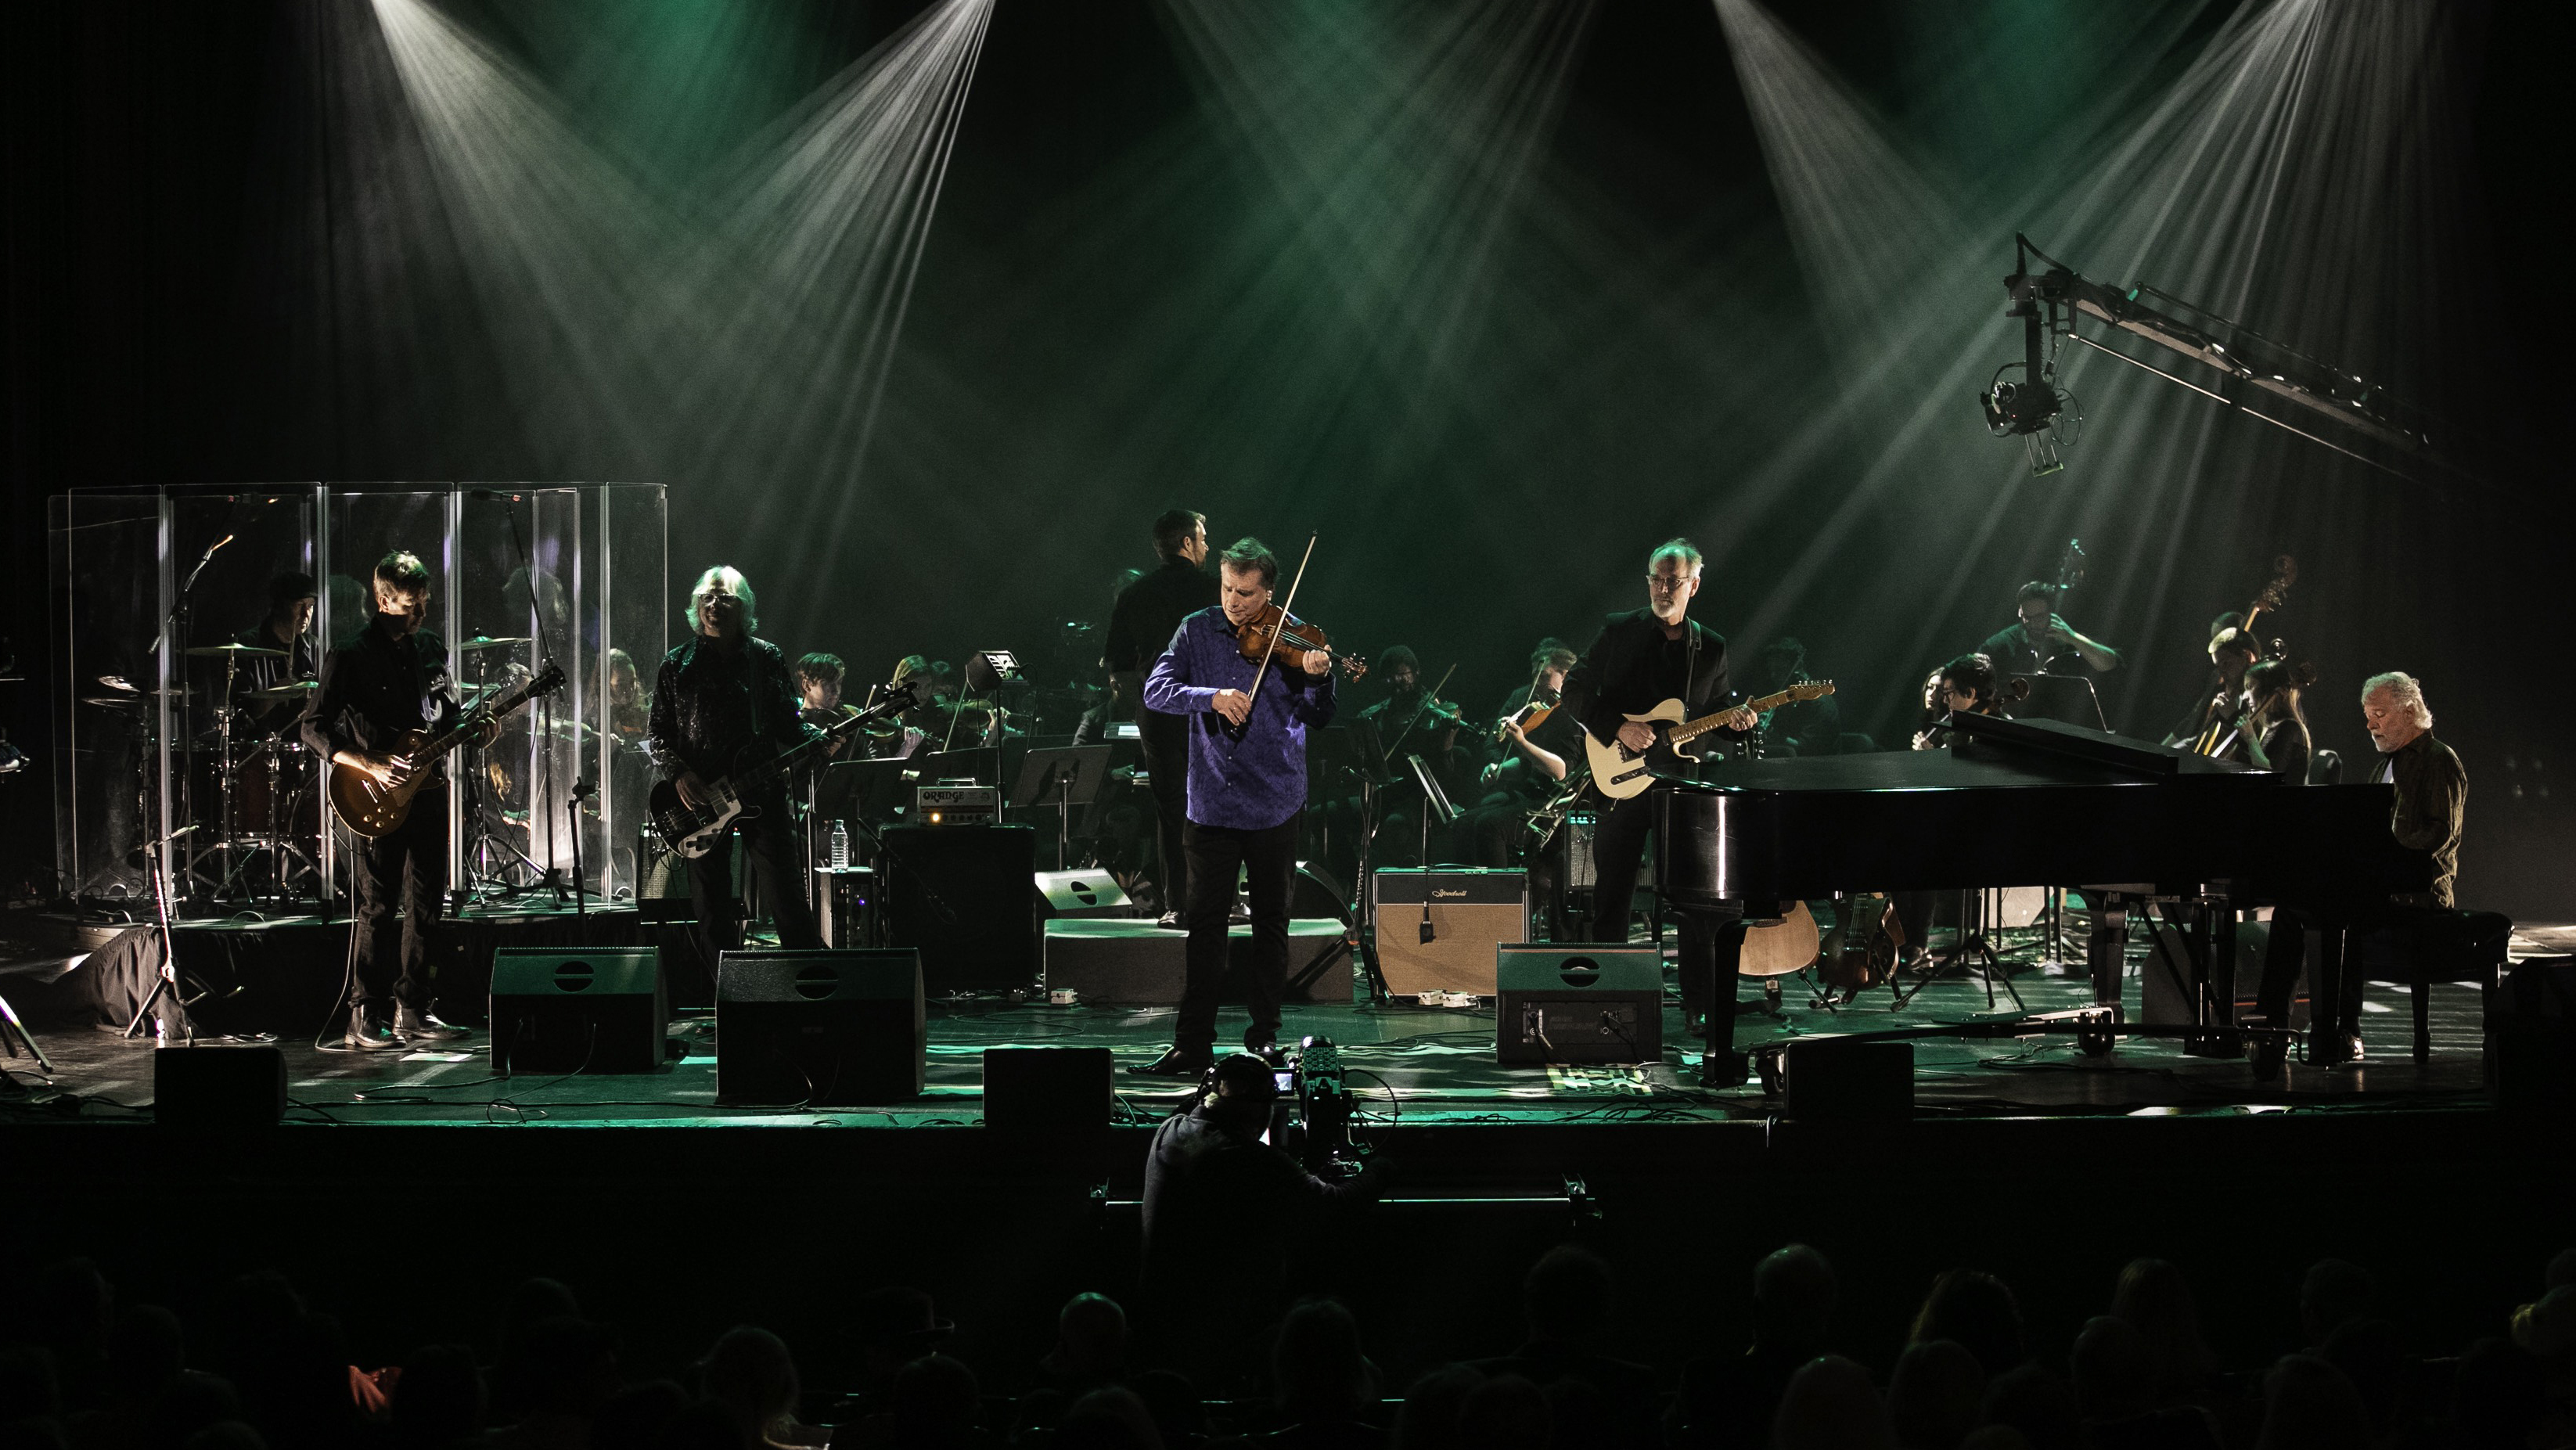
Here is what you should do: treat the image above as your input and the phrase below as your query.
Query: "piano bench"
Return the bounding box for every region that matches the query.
[2366,909,2513,1062]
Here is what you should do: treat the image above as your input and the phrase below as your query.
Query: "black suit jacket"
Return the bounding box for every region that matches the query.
[1567,609,1732,747]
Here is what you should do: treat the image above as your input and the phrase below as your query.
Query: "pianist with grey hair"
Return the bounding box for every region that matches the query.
[2360,671,2465,909]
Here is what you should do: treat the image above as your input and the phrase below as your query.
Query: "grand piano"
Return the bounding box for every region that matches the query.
[1654,712,2433,1084]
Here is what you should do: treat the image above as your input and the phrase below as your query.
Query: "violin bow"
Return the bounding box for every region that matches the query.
[1383,661,1456,761]
[1237,531,1318,728]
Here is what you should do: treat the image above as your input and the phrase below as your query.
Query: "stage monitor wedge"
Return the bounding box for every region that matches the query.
[716,949,925,1106]
[490,948,667,1074]
[1495,944,1662,1066]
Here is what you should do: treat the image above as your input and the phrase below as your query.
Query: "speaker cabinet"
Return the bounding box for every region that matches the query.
[982,1046,1114,1132]
[154,1045,285,1128]
[1780,1038,1913,1121]
[715,949,925,1105]
[1495,944,1662,1065]
[1375,869,1527,996]
[489,949,667,1074]
[883,826,1038,992]
[1034,869,1131,920]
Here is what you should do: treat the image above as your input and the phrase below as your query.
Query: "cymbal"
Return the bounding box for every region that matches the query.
[457,635,530,652]
[80,695,142,708]
[249,679,321,700]
[187,642,287,659]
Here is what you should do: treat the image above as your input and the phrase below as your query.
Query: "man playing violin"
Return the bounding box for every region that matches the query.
[1563,538,1758,1080]
[1359,646,1467,864]
[1131,538,1339,1077]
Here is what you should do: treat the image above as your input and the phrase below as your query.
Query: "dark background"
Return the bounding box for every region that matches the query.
[5,0,2570,915]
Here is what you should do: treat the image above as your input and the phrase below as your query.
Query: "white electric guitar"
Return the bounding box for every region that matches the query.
[1581,681,1837,800]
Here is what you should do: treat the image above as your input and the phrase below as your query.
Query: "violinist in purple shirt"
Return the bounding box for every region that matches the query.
[1129,538,1338,1077]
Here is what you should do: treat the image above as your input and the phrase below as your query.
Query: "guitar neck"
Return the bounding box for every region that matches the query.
[1667,687,1801,747]
[419,685,542,764]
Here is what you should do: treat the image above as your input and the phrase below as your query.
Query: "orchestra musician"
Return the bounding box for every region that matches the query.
[649,567,824,979]
[1130,538,1338,1077]
[1910,652,2005,751]
[1565,538,1756,1075]
[1450,640,1580,868]
[1358,646,1465,864]
[1980,581,2119,680]
[300,552,493,1050]
[1105,510,1218,926]
[2162,621,2262,749]
[2234,659,2312,780]
[1742,637,1842,756]
[794,653,865,758]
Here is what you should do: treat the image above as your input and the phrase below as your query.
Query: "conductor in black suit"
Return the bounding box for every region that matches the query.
[1564,538,1755,1077]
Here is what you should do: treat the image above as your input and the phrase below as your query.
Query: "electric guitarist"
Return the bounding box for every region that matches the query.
[1563,538,1758,1079]
[302,551,495,1052]
[649,566,824,981]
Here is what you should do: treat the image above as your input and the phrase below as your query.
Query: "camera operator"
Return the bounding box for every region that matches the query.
[1139,1055,1383,1373]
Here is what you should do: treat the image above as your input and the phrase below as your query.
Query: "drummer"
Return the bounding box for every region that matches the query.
[234,572,318,735]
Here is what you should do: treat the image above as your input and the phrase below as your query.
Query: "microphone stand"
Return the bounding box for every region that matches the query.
[567,775,595,917]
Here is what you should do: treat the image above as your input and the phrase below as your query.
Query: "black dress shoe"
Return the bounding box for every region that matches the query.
[395,1004,470,1042]
[344,1009,405,1052]
[1155,911,1182,930]
[1127,1048,1212,1078]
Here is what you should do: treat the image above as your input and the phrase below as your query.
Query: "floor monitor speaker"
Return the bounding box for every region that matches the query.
[489,948,667,1074]
[716,949,926,1105]
[153,1045,285,1128]
[1495,944,1662,1065]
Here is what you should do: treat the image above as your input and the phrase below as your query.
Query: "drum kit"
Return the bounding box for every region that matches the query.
[81,639,326,905]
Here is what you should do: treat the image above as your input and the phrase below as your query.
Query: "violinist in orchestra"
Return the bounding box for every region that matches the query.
[1910,652,2007,751]
[1130,538,1338,1078]
[1358,646,1466,863]
[1742,637,1842,756]
[1563,538,1757,1077]
[1980,581,2120,682]
[794,653,865,757]
[1451,640,1580,868]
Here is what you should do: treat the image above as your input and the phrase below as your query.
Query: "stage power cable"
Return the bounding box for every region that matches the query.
[1983,232,2473,488]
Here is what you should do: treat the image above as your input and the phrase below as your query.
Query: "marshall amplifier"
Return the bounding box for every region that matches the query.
[1373,869,1527,997]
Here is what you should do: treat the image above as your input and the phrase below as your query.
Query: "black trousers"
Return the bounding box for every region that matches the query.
[1176,813,1298,1055]
[684,793,822,991]
[1586,787,1736,1027]
[352,783,449,1014]
[1138,709,1192,912]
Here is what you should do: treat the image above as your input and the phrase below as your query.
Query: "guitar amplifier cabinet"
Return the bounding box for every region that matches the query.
[1373,869,1526,997]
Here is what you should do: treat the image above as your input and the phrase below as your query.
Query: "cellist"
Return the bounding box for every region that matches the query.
[1130,538,1339,1077]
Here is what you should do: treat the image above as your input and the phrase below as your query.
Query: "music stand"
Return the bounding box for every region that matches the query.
[1008,744,1114,869]
[2017,672,2108,732]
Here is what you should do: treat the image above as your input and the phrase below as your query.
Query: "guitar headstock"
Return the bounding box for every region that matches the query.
[527,661,567,699]
[1788,680,1835,701]
[2258,554,2298,610]
[1340,655,1369,681]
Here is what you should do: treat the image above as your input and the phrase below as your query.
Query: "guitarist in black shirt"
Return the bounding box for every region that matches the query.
[302,552,494,1050]
[649,567,824,981]
[1563,539,1756,1078]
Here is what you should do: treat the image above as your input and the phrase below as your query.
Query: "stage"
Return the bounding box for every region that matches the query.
[6,907,2562,1129]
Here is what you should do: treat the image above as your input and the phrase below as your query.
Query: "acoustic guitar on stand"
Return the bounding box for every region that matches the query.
[1581,682,1837,801]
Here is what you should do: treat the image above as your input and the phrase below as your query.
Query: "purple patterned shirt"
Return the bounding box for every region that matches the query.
[1142,606,1337,830]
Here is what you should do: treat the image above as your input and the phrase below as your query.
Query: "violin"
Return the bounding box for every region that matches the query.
[1232,604,1369,680]
[1493,688,1560,743]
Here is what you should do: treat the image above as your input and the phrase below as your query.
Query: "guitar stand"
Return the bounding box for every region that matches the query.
[2,990,54,1075]
[1891,887,2024,1013]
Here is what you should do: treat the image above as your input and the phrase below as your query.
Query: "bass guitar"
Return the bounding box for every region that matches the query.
[329,662,566,837]
[648,678,928,858]
[1582,682,1837,801]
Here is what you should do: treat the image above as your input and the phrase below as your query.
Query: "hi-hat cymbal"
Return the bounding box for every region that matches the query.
[187,642,287,659]
[457,635,531,652]
[249,679,322,700]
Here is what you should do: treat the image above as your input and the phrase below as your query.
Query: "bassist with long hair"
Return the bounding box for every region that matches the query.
[649,567,824,981]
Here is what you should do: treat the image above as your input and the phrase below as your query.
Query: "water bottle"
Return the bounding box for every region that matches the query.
[829,819,849,870]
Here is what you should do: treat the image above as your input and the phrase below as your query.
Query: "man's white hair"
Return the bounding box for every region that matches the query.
[686,566,757,633]
[2361,671,2433,730]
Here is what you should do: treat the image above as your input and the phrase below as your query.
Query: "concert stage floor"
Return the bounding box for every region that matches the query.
[9,918,2566,1128]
